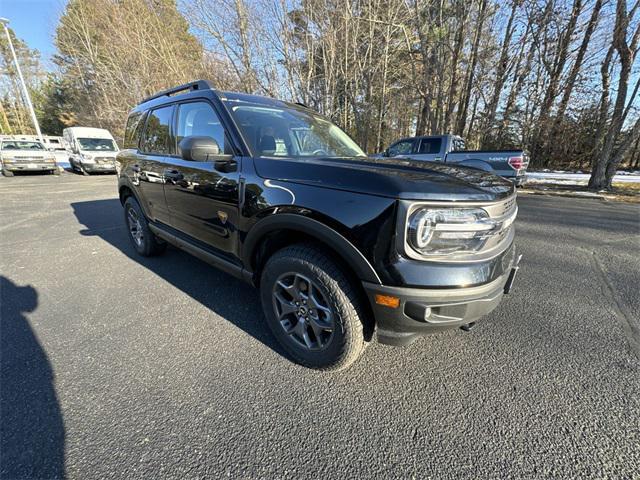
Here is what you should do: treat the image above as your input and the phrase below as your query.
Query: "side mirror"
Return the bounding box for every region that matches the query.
[179,136,221,162]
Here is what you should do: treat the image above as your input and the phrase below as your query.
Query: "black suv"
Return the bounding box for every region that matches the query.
[117,80,521,370]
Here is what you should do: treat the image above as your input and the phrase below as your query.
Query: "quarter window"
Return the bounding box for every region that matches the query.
[124,111,146,149]
[141,106,174,155]
[388,139,414,156]
[418,138,442,154]
[176,102,227,156]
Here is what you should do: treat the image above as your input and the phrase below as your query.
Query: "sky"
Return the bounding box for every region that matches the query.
[0,0,67,67]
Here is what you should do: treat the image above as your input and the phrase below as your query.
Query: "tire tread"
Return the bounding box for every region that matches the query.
[262,243,367,371]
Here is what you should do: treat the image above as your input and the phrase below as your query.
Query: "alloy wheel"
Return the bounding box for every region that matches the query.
[127,207,144,247]
[272,272,335,350]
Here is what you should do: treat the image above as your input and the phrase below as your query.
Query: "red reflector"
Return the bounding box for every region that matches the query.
[508,156,524,170]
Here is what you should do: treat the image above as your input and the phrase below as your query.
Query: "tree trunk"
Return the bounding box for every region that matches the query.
[549,0,603,142]
[455,0,487,135]
[480,0,519,147]
[534,0,583,167]
[589,0,640,189]
[444,1,467,133]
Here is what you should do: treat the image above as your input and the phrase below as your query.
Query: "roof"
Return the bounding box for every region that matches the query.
[63,127,114,138]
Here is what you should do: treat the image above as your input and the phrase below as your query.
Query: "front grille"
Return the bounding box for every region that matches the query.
[479,195,517,254]
[94,157,114,164]
[11,156,44,161]
[484,195,517,219]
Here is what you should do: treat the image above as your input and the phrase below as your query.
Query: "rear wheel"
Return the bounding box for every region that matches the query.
[260,244,367,371]
[123,197,166,256]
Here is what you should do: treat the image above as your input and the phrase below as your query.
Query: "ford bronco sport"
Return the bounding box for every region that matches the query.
[117,80,521,371]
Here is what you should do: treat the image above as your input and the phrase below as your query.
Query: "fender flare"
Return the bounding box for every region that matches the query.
[118,177,137,204]
[243,213,382,285]
[117,178,152,218]
[456,159,494,172]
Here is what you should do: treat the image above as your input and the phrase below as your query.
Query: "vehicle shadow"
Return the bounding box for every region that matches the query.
[0,276,66,479]
[70,198,285,357]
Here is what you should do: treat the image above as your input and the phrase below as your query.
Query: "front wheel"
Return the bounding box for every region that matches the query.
[260,244,367,371]
[2,167,14,177]
[123,197,166,256]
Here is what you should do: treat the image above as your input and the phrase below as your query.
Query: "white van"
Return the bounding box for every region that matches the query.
[63,127,119,174]
[42,136,70,165]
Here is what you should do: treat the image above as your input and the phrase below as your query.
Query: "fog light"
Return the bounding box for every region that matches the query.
[424,307,431,320]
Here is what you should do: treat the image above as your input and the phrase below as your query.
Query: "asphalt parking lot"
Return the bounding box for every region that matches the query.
[1,173,639,479]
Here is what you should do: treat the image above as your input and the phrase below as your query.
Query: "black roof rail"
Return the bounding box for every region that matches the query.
[140,80,213,105]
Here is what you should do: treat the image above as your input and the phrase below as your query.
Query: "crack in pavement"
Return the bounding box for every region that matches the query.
[588,249,640,360]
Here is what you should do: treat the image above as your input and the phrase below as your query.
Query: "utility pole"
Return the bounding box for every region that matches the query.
[0,17,44,144]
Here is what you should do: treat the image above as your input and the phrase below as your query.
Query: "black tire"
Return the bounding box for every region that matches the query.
[260,244,367,371]
[123,196,166,256]
[2,168,14,177]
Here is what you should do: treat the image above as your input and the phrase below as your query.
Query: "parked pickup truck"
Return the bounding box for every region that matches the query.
[118,81,521,371]
[377,134,528,185]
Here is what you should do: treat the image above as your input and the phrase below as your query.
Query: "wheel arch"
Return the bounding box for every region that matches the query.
[243,213,381,286]
[119,185,134,205]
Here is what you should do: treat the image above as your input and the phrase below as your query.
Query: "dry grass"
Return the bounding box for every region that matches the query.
[521,180,640,203]
[612,182,640,194]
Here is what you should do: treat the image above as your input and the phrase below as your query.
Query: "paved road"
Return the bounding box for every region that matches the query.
[1,173,639,479]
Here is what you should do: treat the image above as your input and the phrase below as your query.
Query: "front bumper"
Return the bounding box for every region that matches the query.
[364,254,521,346]
[83,162,116,173]
[3,162,56,172]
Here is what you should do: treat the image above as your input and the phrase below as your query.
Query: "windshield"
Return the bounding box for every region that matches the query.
[1,141,45,151]
[77,138,117,151]
[223,100,366,159]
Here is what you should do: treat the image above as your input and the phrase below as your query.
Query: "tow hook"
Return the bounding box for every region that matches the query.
[504,254,523,294]
[460,322,476,332]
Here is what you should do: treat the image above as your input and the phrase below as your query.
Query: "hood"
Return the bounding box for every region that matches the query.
[81,151,118,158]
[254,156,514,202]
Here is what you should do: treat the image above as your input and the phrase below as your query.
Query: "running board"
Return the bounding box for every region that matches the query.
[148,223,253,283]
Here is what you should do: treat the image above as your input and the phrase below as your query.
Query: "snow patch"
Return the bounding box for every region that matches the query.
[526,172,640,184]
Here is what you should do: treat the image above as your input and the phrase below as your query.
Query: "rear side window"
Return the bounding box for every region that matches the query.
[388,139,414,156]
[124,111,146,149]
[175,101,229,155]
[418,138,442,154]
[141,106,174,155]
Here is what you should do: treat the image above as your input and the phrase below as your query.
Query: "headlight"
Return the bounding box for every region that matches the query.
[81,154,95,163]
[407,207,499,256]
